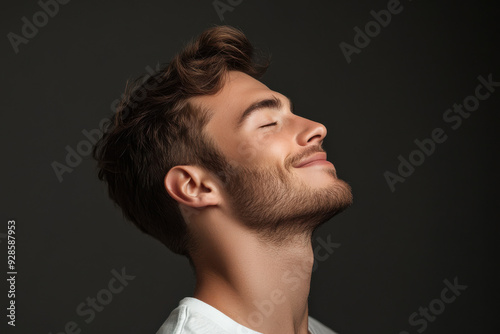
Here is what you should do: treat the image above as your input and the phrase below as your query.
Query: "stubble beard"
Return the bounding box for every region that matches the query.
[221,161,353,247]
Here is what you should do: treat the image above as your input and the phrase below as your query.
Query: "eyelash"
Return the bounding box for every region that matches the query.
[260,122,277,128]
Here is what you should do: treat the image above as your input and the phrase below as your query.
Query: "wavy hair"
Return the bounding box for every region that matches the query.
[93,26,269,264]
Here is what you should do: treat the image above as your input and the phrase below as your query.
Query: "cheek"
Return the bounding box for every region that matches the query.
[250,134,291,167]
[228,136,281,166]
[254,130,274,146]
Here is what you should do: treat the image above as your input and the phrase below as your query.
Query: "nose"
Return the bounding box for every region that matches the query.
[294,115,327,146]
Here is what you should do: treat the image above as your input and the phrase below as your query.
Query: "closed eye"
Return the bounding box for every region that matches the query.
[260,122,277,128]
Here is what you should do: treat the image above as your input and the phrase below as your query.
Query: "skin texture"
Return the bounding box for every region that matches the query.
[165,71,352,334]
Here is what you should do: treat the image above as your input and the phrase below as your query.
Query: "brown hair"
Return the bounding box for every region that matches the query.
[93,25,269,265]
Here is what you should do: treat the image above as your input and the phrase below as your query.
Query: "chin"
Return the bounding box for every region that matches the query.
[298,167,340,188]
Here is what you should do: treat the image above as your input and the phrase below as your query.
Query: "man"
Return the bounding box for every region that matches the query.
[93,25,352,334]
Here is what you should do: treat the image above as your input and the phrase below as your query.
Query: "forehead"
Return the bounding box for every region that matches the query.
[190,71,275,129]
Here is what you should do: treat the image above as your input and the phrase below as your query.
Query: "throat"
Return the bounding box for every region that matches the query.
[192,232,314,334]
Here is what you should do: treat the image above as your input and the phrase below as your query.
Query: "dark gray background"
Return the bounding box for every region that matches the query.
[1,0,499,333]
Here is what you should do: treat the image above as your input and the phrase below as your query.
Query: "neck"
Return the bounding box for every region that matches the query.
[191,212,314,334]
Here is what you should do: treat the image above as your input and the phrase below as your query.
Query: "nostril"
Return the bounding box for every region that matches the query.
[307,134,323,143]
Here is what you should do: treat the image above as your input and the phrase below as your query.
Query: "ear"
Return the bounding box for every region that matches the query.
[164,165,220,208]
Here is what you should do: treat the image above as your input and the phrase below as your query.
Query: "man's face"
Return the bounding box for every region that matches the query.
[191,71,352,244]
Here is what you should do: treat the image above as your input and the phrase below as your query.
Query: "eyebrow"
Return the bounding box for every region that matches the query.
[236,95,294,129]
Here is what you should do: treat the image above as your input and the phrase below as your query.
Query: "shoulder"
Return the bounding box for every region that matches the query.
[156,303,226,334]
[308,316,339,334]
[156,297,263,334]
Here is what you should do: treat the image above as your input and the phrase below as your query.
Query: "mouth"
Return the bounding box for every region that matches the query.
[294,152,333,168]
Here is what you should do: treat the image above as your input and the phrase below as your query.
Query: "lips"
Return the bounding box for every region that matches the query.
[294,152,330,168]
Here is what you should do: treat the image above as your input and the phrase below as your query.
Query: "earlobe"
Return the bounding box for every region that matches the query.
[164,165,220,208]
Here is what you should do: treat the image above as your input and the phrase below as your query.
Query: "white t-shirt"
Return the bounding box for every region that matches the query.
[156,297,337,334]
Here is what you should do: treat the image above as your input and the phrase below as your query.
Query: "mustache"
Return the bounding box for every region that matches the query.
[285,145,326,170]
